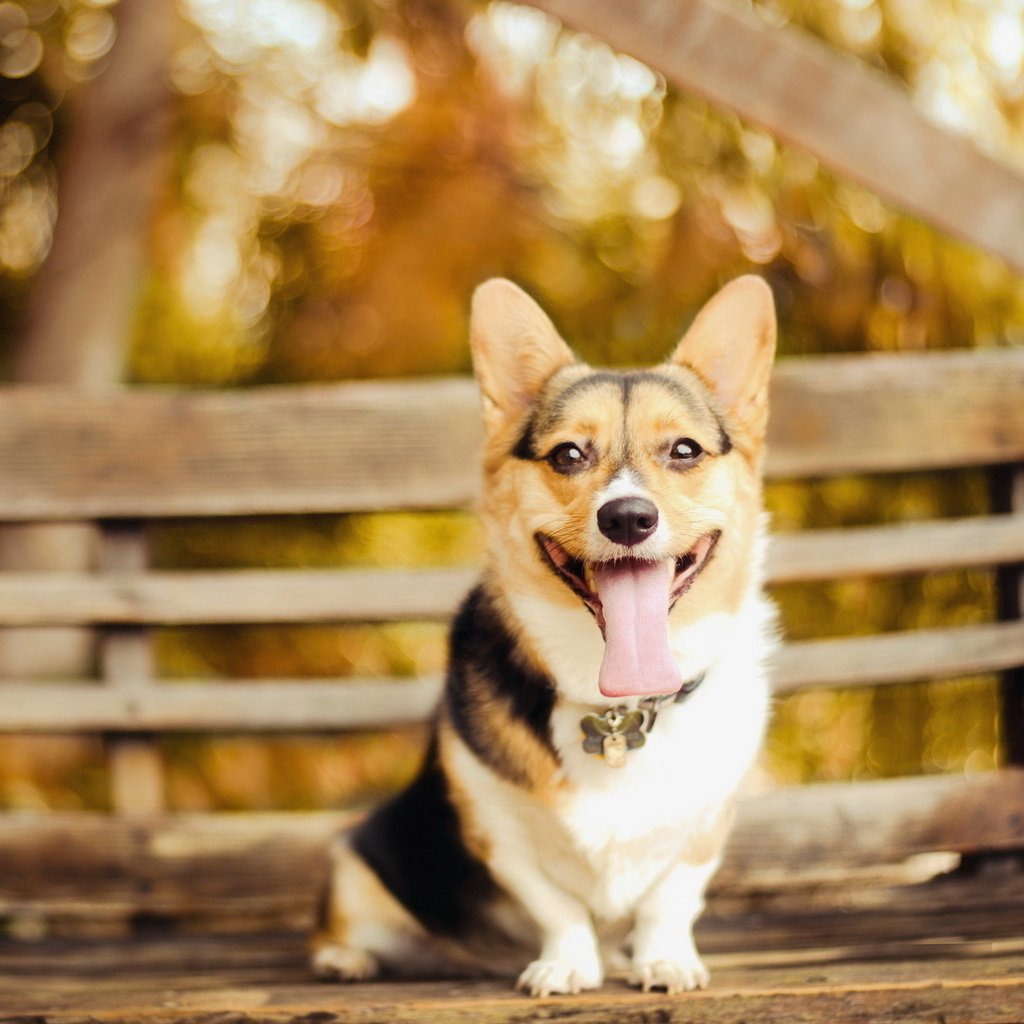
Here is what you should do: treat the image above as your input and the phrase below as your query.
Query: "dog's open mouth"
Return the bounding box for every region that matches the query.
[536,531,720,699]
[536,532,720,621]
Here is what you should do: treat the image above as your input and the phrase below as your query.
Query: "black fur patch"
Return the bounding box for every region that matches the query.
[351,736,499,938]
[445,586,559,787]
[540,372,626,436]
[314,879,331,932]
[511,415,538,460]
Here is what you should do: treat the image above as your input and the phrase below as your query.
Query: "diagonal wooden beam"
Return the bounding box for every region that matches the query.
[526,0,1024,272]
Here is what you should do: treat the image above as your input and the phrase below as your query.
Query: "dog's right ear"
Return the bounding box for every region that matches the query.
[667,275,776,445]
[470,279,575,435]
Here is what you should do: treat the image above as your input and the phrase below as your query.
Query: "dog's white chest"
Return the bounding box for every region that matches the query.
[547,665,767,919]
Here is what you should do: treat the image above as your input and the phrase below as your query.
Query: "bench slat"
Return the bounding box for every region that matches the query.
[767,349,1024,478]
[2,350,1023,520]
[724,766,1024,883]
[0,677,444,732]
[0,512,1019,622]
[773,619,1024,692]
[1,768,1021,923]
[0,620,1019,732]
[0,513,1021,626]
[0,567,479,626]
[765,512,1024,584]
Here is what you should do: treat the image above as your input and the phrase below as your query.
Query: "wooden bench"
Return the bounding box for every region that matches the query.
[1,346,1023,1022]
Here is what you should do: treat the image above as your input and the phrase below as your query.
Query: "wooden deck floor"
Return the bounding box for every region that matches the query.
[4,871,1024,1023]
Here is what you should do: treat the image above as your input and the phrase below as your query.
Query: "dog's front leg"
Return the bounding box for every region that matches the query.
[629,856,719,994]
[488,850,603,996]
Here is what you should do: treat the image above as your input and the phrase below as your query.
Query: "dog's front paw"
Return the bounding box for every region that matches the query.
[312,941,380,982]
[630,955,710,994]
[517,955,604,997]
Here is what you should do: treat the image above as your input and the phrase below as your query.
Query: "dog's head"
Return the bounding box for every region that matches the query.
[469,277,776,699]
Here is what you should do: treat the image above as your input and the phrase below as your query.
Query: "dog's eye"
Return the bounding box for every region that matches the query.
[547,442,588,474]
[670,438,703,462]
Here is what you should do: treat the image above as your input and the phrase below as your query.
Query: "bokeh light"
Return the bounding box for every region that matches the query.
[1,0,1022,809]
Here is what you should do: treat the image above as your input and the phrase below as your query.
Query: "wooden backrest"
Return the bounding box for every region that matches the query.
[1,347,1023,926]
[5,350,1024,521]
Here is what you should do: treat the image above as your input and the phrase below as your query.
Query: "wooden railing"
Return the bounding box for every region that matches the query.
[0,347,1022,907]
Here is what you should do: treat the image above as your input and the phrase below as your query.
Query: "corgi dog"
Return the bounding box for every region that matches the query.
[313,276,777,996]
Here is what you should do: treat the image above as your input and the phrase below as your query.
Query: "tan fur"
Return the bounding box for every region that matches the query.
[450,703,560,803]
[666,275,776,449]
[470,280,576,446]
[476,362,767,633]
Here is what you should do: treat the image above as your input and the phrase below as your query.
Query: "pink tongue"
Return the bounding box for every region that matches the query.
[593,560,682,698]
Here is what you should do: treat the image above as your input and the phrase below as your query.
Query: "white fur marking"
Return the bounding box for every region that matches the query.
[630,858,719,992]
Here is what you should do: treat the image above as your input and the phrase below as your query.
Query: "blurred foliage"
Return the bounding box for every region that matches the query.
[149,510,482,569]
[1,0,1023,810]
[163,729,428,811]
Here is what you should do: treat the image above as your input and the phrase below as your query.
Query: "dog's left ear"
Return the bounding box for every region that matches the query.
[470,279,576,435]
[667,275,776,441]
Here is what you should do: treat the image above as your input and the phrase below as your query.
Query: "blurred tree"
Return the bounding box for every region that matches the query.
[0,0,176,676]
[11,0,174,384]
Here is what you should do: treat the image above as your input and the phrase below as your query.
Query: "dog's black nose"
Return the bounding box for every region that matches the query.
[597,496,659,547]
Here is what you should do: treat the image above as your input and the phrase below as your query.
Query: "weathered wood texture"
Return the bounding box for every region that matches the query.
[526,0,1024,273]
[0,567,480,626]
[766,512,1024,584]
[2,350,1023,520]
[0,618,1021,732]
[772,619,1024,693]
[0,678,444,731]
[0,511,1021,627]
[2,770,1021,930]
[3,877,1024,1022]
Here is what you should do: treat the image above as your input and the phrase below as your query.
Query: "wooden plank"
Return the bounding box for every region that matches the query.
[0,620,1019,732]
[525,0,1024,272]
[7,877,1024,969]
[0,624,1016,733]
[772,620,1024,693]
[0,812,336,932]
[724,767,1024,885]
[2,910,1024,1023]
[0,378,483,520]
[0,677,445,732]
[4,874,1024,1023]
[2,957,1024,1024]
[765,349,1024,479]
[1,770,1021,925]
[766,512,1024,584]
[0,350,1023,520]
[0,512,1021,627]
[0,566,480,626]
